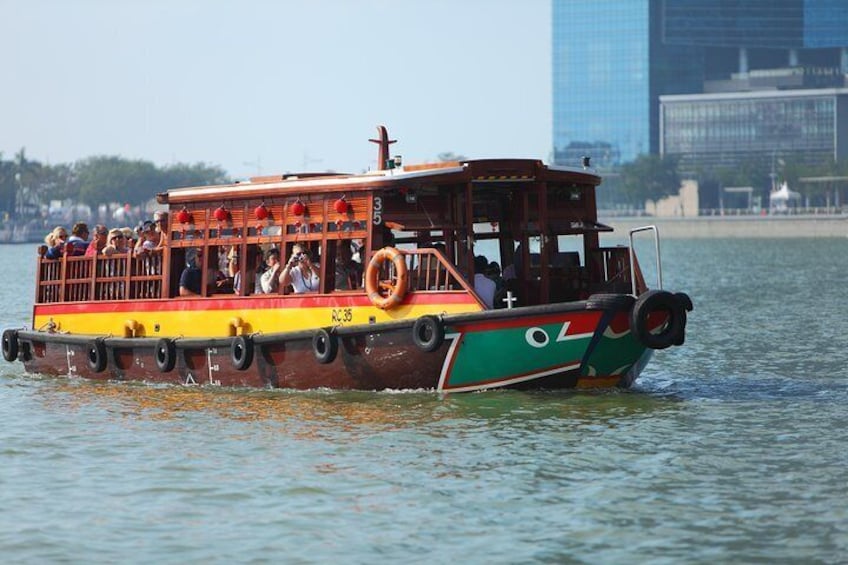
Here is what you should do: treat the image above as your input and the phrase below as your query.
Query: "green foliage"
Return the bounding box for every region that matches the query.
[76,156,159,207]
[619,154,681,205]
[0,150,230,217]
[159,162,229,190]
[437,152,466,162]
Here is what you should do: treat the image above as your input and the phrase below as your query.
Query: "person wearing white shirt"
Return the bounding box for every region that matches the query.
[259,248,282,294]
[279,245,320,293]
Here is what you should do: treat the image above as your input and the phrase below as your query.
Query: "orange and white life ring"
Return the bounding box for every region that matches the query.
[365,247,408,310]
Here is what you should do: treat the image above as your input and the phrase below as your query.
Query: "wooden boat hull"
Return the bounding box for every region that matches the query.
[10,297,666,392]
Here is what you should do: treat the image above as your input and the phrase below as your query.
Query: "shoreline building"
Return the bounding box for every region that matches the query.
[552,0,848,172]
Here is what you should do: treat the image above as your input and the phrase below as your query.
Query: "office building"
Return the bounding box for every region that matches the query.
[552,0,848,171]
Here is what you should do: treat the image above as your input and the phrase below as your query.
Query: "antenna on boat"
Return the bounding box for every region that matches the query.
[582,156,591,170]
[369,125,397,170]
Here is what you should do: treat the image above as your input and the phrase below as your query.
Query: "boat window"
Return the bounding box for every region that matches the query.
[330,239,363,291]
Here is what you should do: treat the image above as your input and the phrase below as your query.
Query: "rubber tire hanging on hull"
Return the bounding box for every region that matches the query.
[586,293,636,311]
[2,329,18,362]
[630,290,688,350]
[155,338,176,373]
[412,316,444,353]
[312,329,338,364]
[231,335,254,371]
[87,339,107,373]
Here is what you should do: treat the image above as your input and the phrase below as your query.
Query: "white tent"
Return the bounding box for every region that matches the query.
[769,182,801,212]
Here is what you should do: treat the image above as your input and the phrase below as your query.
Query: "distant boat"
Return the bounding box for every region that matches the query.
[2,126,693,392]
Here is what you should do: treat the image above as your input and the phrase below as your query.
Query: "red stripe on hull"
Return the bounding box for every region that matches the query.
[452,311,599,334]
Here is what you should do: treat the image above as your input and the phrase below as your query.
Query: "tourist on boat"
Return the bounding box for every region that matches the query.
[153,211,168,249]
[102,228,129,256]
[473,255,496,309]
[179,249,202,296]
[44,226,68,259]
[280,244,320,293]
[334,241,362,290]
[120,227,135,249]
[134,222,158,253]
[486,261,505,291]
[258,248,282,294]
[67,222,90,256]
[85,225,109,257]
[227,246,241,295]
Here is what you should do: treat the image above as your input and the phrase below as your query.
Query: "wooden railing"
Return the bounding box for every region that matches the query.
[400,248,470,293]
[37,251,165,304]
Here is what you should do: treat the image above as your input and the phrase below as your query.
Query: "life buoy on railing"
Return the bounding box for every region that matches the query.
[87,338,107,373]
[2,329,19,362]
[365,246,408,310]
[231,335,254,371]
[155,338,176,373]
[630,290,691,350]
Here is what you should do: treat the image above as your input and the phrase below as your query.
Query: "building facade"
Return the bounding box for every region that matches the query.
[552,0,848,171]
[661,88,848,171]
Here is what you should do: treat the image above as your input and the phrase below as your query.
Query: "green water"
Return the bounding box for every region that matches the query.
[1,240,846,563]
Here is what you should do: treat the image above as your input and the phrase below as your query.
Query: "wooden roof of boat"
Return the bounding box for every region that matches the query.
[156,126,601,205]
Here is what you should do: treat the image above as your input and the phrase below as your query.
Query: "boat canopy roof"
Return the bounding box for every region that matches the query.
[158,158,601,205]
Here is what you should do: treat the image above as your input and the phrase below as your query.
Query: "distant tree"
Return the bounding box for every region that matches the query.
[783,156,848,206]
[619,154,681,206]
[0,154,15,218]
[159,162,229,190]
[75,156,160,207]
[39,163,80,202]
[75,157,230,207]
[437,152,466,162]
[14,148,46,218]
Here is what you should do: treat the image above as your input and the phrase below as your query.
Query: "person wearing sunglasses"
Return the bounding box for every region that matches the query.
[101,229,129,256]
[44,226,68,259]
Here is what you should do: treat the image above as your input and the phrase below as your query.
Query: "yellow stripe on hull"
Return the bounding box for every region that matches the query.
[33,301,480,339]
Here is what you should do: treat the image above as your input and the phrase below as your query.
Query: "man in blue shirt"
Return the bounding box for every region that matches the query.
[179,249,203,296]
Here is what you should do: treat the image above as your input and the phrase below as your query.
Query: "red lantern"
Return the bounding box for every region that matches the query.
[254,202,269,220]
[176,207,192,224]
[213,205,229,222]
[291,199,306,216]
[333,195,350,214]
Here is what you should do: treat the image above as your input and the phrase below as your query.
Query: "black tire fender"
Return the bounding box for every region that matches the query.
[586,293,636,311]
[412,316,444,353]
[2,329,18,362]
[87,338,107,373]
[231,335,254,371]
[312,328,338,364]
[155,338,176,373]
[630,290,686,350]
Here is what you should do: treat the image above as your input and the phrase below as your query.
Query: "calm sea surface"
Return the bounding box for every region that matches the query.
[1,237,847,564]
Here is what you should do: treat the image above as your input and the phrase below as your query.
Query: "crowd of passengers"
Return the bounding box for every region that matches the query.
[42,216,507,307]
[42,211,169,260]
[177,242,361,298]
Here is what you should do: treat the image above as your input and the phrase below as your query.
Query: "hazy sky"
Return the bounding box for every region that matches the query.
[3,0,550,179]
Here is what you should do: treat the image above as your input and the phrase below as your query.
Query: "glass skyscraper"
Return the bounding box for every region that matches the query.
[552,0,848,170]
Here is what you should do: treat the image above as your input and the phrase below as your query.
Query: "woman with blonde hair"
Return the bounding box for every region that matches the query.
[44,226,68,259]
